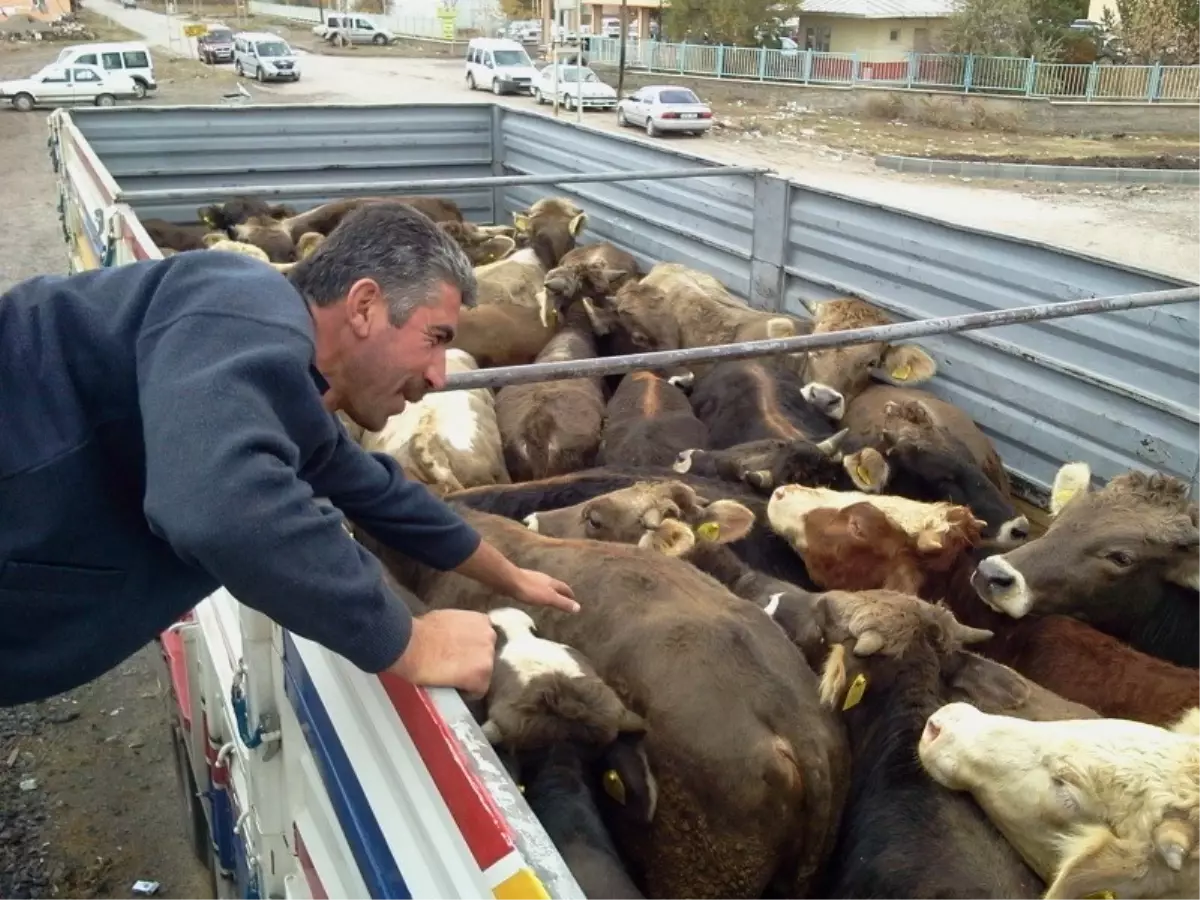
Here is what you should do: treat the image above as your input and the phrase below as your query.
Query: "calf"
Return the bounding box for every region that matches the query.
[476,198,587,309]
[516,741,646,899]
[973,462,1199,667]
[842,389,1028,543]
[357,349,509,494]
[439,221,517,266]
[495,302,605,481]
[368,508,849,898]
[482,607,647,751]
[540,242,641,328]
[143,217,215,253]
[814,629,1044,898]
[449,304,556,369]
[919,703,1200,899]
[599,371,708,470]
[690,360,845,451]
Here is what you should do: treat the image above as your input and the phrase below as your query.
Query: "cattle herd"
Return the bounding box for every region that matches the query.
[161,193,1199,900]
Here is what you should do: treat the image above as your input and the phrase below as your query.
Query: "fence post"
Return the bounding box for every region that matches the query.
[650,40,657,72]
[1084,61,1099,100]
[963,53,975,92]
[757,45,766,80]
[1148,62,1163,101]
[906,49,916,89]
[717,43,724,77]
[851,50,859,84]
[679,40,686,74]
[803,49,812,84]
[1024,56,1037,96]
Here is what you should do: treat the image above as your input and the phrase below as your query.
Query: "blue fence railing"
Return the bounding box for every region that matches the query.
[587,37,1200,102]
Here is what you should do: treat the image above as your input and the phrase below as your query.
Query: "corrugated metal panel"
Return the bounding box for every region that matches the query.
[782,184,1200,500]
[68,105,497,224]
[496,109,759,298]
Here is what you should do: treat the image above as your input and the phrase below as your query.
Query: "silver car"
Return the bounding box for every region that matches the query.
[616,85,714,137]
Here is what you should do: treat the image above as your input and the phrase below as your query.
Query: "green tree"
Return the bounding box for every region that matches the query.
[939,0,1082,57]
[1106,0,1199,62]
[498,0,535,19]
[661,0,799,44]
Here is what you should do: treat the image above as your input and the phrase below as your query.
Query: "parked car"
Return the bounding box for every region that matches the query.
[311,13,392,45]
[0,62,139,111]
[55,41,156,98]
[532,64,616,110]
[616,84,714,136]
[197,24,236,64]
[464,37,538,95]
[233,32,301,82]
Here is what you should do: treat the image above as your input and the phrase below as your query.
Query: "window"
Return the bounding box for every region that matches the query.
[492,49,530,65]
[889,28,900,41]
[255,41,289,57]
[804,25,831,51]
[41,68,70,82]
[73,68,101,81]
[354,18,372,29]
[659,88,699,103]
[123,50,149,67]
[101,51,124,68]
[75,53,98,64]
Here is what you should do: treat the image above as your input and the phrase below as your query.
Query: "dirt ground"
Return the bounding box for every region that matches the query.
[0,25,326,900]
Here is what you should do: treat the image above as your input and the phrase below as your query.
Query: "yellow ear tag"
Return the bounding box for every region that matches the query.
[602,769,626,805]
[855,464,873,486]
[1052,489,1077,510]
[1084,892,1115,899]
[518,784,525,794]
[842,673,868,711]
[890,364,912,382]
[201,214,214,227]
[695,522,720,542]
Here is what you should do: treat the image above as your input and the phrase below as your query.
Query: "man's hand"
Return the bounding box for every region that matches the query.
[509,568,579,613]
[387,609,496,696]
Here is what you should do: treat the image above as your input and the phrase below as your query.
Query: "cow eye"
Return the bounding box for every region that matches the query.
[584,509,603,530]
[1104,550,1134,567]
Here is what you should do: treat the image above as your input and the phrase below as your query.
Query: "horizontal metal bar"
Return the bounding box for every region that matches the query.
[440,287,1199,392]
[116,166,772,204]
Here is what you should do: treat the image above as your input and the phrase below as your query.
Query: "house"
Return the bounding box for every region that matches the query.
[786,0,954,54]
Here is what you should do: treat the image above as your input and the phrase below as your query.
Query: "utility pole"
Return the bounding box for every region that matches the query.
[616,0,626,96]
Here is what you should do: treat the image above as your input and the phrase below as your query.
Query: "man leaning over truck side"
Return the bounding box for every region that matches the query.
[0,202,577,709]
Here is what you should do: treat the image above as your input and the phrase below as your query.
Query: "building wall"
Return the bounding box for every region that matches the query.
[794,14,947,54]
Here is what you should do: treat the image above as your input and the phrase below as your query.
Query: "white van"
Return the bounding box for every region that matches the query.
[233,32,301,82]
[55,42,156,98]
[464,37,538,95]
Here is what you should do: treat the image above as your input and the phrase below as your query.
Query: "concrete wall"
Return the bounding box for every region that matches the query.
[596,67,1200,133]
[793,15,947,53]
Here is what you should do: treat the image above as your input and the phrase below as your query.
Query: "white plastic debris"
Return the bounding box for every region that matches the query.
[19,777,38,791]
[132,880,161,896]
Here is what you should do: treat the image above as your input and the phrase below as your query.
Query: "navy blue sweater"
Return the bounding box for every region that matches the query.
[0,251,481,706]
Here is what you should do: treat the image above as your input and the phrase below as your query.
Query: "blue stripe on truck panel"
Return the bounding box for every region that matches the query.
[281,632,412,900]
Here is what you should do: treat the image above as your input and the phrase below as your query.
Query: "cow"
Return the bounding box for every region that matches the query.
[800,297,938,401]
[689,360,846,453]
[355,349,509,494]
[449,304,557,369]
[475,198,587,312]
[598,371,709,470]
[143,217,218,253]
[841,389,1029,543]
[481,607,646,750]
[918,702,1200,899]
[539,242,641,329]
[515,740,648,899]
[972,462,1199,668]
[439,221,518,267]
[812,605,1045,898]
[447,469,817,589]
[367,507,850,898]
[495,302,605,481]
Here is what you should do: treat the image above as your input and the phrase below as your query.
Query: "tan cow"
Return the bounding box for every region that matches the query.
[365,507,850,898]
[539,241,641,328]
[475,198,588,315]
[439,221,518,267]
[449,304,557,369]
[356,349,509,494]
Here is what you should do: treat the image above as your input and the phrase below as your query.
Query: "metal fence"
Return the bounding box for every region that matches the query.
[587,36,1200,103]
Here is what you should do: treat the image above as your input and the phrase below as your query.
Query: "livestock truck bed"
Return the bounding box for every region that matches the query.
[48,101,1199,899]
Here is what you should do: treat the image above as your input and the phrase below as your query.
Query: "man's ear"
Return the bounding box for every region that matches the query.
[344,278,383,337]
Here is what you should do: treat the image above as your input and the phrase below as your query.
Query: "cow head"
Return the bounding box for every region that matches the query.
[589,279,684,354]
[972,463,1199,645]
[440,221,517,267]
[672,431,882,495]
[539,262,630,330]
[512,197,587,271]
[866,400,1029,544]
[802,299,937,401]
[523,480,755,557]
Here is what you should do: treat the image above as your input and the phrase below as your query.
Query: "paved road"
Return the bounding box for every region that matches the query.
[87,0,1199,281]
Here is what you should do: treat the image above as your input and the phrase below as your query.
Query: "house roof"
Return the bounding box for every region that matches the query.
[795,0,955,18]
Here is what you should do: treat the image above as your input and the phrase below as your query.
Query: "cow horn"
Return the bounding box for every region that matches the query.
[545,274,571,294]
[955,623,994,646]
[852,630,885,657]
[642,508,664,529]
[816,428,849,457]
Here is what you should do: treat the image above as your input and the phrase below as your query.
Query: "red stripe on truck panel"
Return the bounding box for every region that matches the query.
[159,614,193,732]
[69,128,114,204]
[122,220,152,260]
[378,674,516,870]
[293,824,329,900]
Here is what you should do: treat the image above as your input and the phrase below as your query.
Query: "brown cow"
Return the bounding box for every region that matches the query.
[449,304,556,369]
[143,218,217,253]
[540,242,641,328]
[367,507,849,898]
[599,371,709,470]
[439,221,517,266]
[841,388,1029,543]
[495,302,605,481]
[476,198,587,311]
[973,462,1199,668]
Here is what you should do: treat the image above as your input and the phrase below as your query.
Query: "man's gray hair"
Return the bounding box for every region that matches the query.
[288,201,477,324]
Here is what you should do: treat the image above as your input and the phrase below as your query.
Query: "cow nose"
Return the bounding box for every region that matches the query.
[1004,516,1030,542]
[772,486,786,502]
[976,557,1016,590]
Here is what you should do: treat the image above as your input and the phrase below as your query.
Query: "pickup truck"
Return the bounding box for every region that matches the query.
[46,100,1197,898]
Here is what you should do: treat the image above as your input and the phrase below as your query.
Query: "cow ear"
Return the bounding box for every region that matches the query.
[844,448,888,492]
[638,520,695,557]
[599,731,658,824]
[1167,522,1200,590]
[481,235,516,263]
[512,212,531,232]
[877,344,937,385]
[197,205,225,230]
[1050,461,1092,516]
[568,212,588,236]
[201,231,227,248]
[694,500,755,545]
[766,317,797,339]
[944,652,1030,713]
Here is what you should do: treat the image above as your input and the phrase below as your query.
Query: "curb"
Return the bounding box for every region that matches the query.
[874,153,1200,185]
